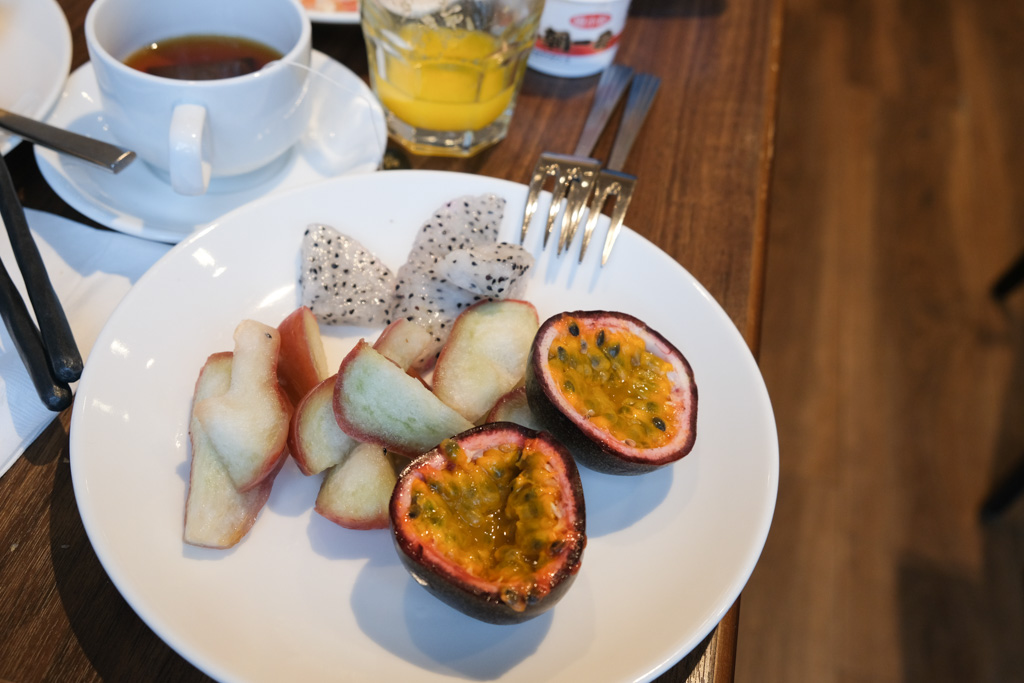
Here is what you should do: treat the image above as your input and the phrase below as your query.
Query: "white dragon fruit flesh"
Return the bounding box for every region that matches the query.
[300,223,396,326]
[440,242,533,299]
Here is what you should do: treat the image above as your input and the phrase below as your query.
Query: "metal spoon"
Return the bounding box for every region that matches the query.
[0,107,135,173]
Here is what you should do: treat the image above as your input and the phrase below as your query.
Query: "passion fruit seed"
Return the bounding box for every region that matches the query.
[546,319,677,450]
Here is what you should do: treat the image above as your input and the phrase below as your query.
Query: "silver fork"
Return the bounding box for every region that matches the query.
[519,64,634,251]
[575,73,661,266]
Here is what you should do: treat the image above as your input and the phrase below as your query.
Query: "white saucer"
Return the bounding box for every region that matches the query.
[35,51,387,244]
[0,0,72,156]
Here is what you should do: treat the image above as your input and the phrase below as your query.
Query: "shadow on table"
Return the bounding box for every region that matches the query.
[896,314,1024,683]
[47,438,212,682]
[896,536,1024,683]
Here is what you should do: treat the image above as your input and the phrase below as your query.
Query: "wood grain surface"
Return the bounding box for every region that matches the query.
[734,0,1024,681]
[0,0,781,680]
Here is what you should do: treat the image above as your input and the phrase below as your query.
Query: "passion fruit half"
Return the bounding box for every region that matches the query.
[389,422,586,624]
[525,310,698,475]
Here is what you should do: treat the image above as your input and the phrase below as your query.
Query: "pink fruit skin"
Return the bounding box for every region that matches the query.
[277,306,329,407]
[287,373,336,476]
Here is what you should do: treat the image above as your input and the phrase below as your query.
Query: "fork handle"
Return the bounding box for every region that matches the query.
[572,65,634,157]
[607,73,661,171]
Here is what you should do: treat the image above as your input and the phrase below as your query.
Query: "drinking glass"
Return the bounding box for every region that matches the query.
[361,0,544,157]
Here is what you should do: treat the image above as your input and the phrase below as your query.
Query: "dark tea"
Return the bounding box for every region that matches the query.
[123,34,283,80]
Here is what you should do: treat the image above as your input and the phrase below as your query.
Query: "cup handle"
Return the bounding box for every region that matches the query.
[169,103,212,196]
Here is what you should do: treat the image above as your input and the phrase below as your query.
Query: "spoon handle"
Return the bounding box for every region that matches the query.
[0,107,136,174]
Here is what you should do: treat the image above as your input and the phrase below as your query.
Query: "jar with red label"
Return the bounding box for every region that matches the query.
[527,0,632,78]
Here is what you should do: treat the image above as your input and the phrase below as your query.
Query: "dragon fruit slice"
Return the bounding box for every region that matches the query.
[403,194,505,269]
[297,195,531,365]
[300,224,396,326]
[388,194,507,357]
[440,242,534,298]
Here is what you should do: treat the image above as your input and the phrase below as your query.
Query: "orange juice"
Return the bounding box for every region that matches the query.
[369,26,523,132]
[361,0,543,157]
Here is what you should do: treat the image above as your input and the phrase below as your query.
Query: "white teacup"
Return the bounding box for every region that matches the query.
[85,0,312,195]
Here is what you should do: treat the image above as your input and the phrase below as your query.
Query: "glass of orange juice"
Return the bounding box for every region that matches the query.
[361,0,544,157]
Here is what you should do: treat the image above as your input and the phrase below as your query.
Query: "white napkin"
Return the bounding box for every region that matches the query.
[0,209,170,478]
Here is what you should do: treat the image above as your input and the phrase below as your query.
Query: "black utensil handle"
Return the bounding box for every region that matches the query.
[0,259,73,411]
[0,155,83,383]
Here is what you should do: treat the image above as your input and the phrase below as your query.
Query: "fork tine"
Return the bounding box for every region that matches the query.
[544,166,573,247]
[598,172,636,266]
[578,176,616,262]
[520,157,557,244]
[556,166,598,254]
[578,170,635,264]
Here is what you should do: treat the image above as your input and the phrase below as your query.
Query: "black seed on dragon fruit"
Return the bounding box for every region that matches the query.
[300,224,396,326]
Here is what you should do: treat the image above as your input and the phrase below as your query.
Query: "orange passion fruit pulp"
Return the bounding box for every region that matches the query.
[389,423,586,624]
[525,310,698,475]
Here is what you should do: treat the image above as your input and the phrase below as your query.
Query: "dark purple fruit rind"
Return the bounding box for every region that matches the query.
[391,540,582,625]
[525,310,698,476]
[389,423,586,625]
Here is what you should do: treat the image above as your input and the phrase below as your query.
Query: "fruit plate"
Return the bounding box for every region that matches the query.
[70,170,778,683]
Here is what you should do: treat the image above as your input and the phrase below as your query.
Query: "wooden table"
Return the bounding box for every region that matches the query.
[0,0,781,680]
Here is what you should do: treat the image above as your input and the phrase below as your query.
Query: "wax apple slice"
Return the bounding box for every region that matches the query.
[289,324,436,475]
[288,373,357,475]
[432,299,539,423]
[315,442,397,529]
[373,318,435,373]
[277,306,330,406]
[484,386,541,430]
[184,353,281,548]
[193,320,292,491]
[333,340,473,457]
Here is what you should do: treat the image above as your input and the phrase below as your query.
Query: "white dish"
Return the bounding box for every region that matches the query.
[0,0,72,156]
[35,50,386,244]
[70,170,778,683]
[302,0,360,24]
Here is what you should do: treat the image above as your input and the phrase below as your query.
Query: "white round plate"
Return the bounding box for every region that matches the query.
[35,50,386,244]
[302,0,360,24]
[70,170,778,683]
[0,0,72,156]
